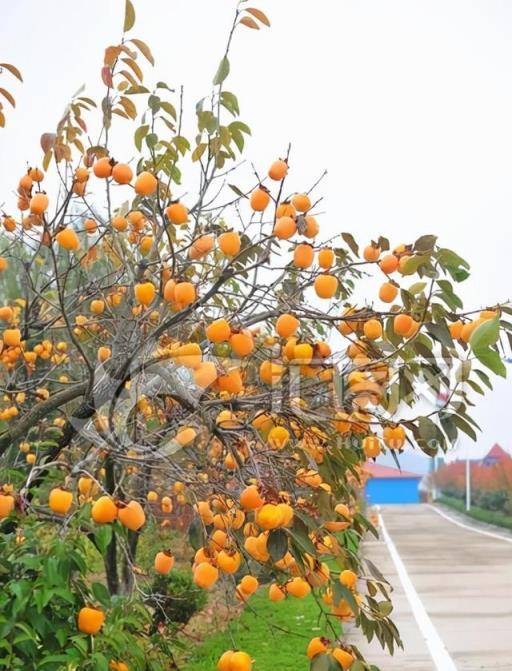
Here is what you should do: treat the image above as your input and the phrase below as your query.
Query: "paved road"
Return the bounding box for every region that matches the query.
[348,504,512,670]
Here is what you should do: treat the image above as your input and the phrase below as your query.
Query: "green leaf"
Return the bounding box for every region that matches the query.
[425,321,453,349]
[452,414,477,441]
[414,234,437,252]
[473,347,506,377]
[311,653,336,671]
[455,360,472,382]
[91,582,111,608]
[378,600,393,616]
[267,529,288,562]
[408,281,427,295]
[160,101,176,119]
[228,184,246,198]
[402,255,429,275]
[95,525,112,554]
[469,318,499,350]
[213,56,230,86]
[145,132,158,149]
[134,124,149,151]
[440,414,458,443]
[188,518,204,551]
[123,0,136,32]
[220,91,240,116]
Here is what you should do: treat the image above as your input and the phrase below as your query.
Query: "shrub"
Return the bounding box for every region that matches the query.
[150,569,207,627]
[0,521,174,670]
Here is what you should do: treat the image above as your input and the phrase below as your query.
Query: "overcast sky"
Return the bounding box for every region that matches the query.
[1,0,511,461]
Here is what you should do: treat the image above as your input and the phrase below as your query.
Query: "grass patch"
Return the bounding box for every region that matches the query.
[181,588,338,671]
[437,495,512,531]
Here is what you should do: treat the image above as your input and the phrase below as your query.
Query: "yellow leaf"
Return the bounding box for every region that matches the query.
[42,149,53,171]
[124,0,136,32]
[113,108,130,119]
[121,57,143,83]
[119,96,137,119]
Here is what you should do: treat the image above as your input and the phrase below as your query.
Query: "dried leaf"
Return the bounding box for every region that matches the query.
[240,16,260,29]
[40,133,56,153]
[130,38,155,66]
[0,87,15,108]
[245,7,271,26]
[119,96,137,119]
[112,108,129,119]
[0,63,23,81]
[104,46,121,67]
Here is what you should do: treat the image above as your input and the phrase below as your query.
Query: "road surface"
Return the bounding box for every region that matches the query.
[348,504,512,670]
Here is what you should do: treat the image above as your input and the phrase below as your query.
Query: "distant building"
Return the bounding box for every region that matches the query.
[364,462,423,504]
[481,443,511,467]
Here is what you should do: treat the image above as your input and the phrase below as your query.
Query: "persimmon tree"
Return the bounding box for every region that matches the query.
[0,2,511,670]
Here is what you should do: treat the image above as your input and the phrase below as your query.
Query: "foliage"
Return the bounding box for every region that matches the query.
[0,521,175,670]
[434,457,512,514]
[0,1,511,670]
[438,496,512,531]
[150,569,207,626]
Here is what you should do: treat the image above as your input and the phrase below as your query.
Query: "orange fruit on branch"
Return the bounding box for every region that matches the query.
[134,282,156,306]
[78,606,105,635]
[318,248,334,269]
[165,201,189,225]
[250,186,270,212]
[93,157,113,178]
[91,495,118,524]
[379,254,399,274]
[314,274,338,299]
[293,243,314,268]
[134,171,157,196]
[56,228,80,251]
[154,550,175,574]
[48,487,73,515]
[379,281,398,303]
[268,159,288,181]
[291,193,311,212]
[118,500,146,531]
[112,162,133,185]
[273,216,296,240]
[219,231,241,256]
[206,319,231,343]
[29,193,49,215]
[276,313,299,338]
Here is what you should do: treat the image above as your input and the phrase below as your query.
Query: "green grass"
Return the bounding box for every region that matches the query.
[438,496,512,531]
[182,589,338,671]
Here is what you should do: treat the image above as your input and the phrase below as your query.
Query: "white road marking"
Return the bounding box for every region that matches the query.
[378,513,458,671]
[428,504,512,544]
